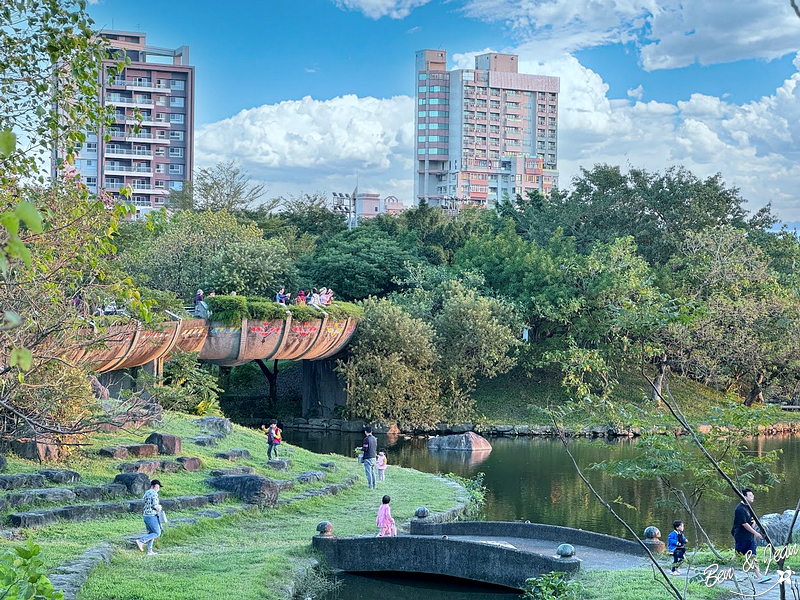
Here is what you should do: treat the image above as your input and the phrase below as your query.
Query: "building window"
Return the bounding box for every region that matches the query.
[169,113,184,124]
[156,113,166,122]
[418,73,427,80]
[155,180,166,188]
[86,142,97,152]
[538,104,546,112]
[418,111,427,118]
[157,79,167,88]
[156,96,166,106]
[549,105,557,113]
[428,110,449,117]
[85,159,95,167]
[169,181,183,191]
[170,79,185,90]
[169,130,184,140]
[155,147,165,157]
[418,98,426,105]
[169,164,183,175]
[429,98,447,105]
[155,164,165,173]
[418,123,427,130]
[169,147,184,158]
[85,177,96,186]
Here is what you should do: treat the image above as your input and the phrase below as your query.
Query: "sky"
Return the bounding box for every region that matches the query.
[84,0,800,224]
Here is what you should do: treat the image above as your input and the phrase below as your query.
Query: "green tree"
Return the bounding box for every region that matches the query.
[337,298,442,428]
[277,192,346,240]
[203,237,296,297]
[301,226,416,300]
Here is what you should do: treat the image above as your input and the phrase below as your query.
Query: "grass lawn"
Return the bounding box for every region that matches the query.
[473,364,800,428]
[0,412,468,599]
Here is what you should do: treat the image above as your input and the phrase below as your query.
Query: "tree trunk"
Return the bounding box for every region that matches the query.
[255,359,278,409]
[652,354,668,408]
[744,373,764,407]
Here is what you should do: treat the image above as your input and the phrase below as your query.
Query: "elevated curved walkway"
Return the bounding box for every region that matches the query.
[313,521,648,590]
[77,315,356,373]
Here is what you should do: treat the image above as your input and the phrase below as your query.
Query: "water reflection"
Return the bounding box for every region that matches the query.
[324,572,519,600]
[428,448,492,468]
[284,429,799,546]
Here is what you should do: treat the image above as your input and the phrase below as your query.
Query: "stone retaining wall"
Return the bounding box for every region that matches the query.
[247,417,800,438]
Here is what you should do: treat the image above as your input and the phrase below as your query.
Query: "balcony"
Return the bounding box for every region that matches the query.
[105,147,152,158]
[108,79,172,93]
[124,132,171,145]
[105,96,154,109]
[104,164,153,176]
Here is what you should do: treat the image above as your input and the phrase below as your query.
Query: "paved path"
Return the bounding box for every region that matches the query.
[446,535,798,598]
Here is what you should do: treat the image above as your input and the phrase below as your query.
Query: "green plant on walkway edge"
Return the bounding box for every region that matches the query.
[0,538,63,600]
[523,571,583,600]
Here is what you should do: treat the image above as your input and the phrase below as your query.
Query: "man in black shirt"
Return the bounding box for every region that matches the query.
[362,425,378,489]
[732,488,770,584]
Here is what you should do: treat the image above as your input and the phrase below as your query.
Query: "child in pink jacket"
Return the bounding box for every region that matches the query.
[376,495,397,537]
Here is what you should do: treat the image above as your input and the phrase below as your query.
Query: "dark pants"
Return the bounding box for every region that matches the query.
[268,442,278,460]
[672,547,685,571]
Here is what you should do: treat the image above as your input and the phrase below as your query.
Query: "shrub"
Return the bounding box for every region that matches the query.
[247,299,288,322]
[523,572,583,600]
[0,538,64,600]
[206,295,248,325]
[287,305,324,322]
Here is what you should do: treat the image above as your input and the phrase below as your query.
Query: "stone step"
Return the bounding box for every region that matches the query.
[7,491,231,529]
[3,484,128,510]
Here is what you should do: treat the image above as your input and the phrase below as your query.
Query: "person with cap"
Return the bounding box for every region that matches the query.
[136,479,164,556]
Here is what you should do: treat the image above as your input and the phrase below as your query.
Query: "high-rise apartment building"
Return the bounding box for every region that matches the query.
[415,50,559,208]
[69,31,194,217]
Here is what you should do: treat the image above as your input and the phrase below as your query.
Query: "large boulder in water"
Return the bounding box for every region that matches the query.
[427,431,492,452]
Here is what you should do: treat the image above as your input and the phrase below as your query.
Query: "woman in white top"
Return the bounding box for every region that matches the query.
[136,479,163,556]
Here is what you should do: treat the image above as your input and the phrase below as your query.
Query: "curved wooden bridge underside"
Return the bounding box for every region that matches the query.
[79,316,357,373]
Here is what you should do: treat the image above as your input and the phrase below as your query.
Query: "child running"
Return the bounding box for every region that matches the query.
[668,520,688,575]
[376,495,397,537]
[376,450,388,482]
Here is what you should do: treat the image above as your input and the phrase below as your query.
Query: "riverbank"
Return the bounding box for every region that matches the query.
[0,412,469,600]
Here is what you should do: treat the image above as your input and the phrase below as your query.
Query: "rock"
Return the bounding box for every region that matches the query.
[450,424,475,434]
[591,426,611,437]
[125,444,158,458]
[340,420,365,433]
[427,432,493,452]
[7,511,57,528]
[52,505,98,522]
[94,502,127,517]
[514,425,530,436]
[193,417,232,434]
[192,436,218,447]
[643,526,665,554]
[195,510,223,519]
[113,473,150,496]
[73,486,105,502]
[230,448,251,458]
[99,446,129,459]
[38,469,81,484]
[0,473,46,490]
[6,488,77,508]
[173,495,210,509]
[176,457,203,472]
[159,461,180,473]
[0,454,6,472]
[102,483,127,497]
[266,458,291,471]
[145,433,182,455]
[210,467,255,477]
[307,418,327,430]
[415,507,430,518]
[117,461,159,476]
[10,439,59,461]
[296,471,326,484]
[319,462,337,471]
[758,510,800,545]
[316,521,334,535]
[293,418,308,425]
[493,425,515,433]
[205,474,284,507]
[205,491,231,504]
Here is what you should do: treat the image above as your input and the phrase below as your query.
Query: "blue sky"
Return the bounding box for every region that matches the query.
[86,0,800,222]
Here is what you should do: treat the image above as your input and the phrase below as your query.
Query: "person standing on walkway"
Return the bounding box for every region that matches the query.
[362,425,378,489]
[732,488,770,584]
[136,480,163,556]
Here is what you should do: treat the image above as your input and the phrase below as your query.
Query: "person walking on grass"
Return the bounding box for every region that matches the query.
[376,450,388,482]
[362,425,378,489]
[136,480,163,556]
[667,520,687,575]
[732,488,771,584]
[263,419,282,460]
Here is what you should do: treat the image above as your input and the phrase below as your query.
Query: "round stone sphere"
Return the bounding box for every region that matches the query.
[556,543,576,557]
[415,506,430,519]
[644,526,661,540]
[316,521,333,535]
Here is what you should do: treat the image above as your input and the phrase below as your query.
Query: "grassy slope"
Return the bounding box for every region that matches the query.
[474,364,800,427]
[0,413,466,600]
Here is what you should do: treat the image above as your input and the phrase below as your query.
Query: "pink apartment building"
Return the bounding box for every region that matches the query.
[65,31,194,218]
[415,50,559,208]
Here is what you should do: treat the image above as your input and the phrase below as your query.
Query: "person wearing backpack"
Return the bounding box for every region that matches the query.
[264,419,282,460]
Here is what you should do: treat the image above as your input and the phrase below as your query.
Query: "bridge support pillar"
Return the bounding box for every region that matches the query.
[301,360,346,418]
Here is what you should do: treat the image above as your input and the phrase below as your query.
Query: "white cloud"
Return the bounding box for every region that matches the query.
[195,95,415,202]
[627,84,644,100]
[461,0,799,69]
[331,0,431,19]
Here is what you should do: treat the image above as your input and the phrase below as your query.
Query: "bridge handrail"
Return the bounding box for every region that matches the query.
[409,520,647,556]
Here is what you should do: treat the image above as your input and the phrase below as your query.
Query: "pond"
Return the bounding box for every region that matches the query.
[284,430,800,545]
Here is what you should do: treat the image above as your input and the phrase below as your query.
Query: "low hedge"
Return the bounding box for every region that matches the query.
[206,295,248,325]
[205,296,364,325]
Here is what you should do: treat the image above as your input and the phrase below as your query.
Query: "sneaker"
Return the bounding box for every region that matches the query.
[147,551,158,556]
[671,569,681,576]
[135,540,145,552]
[757,576,771,584]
